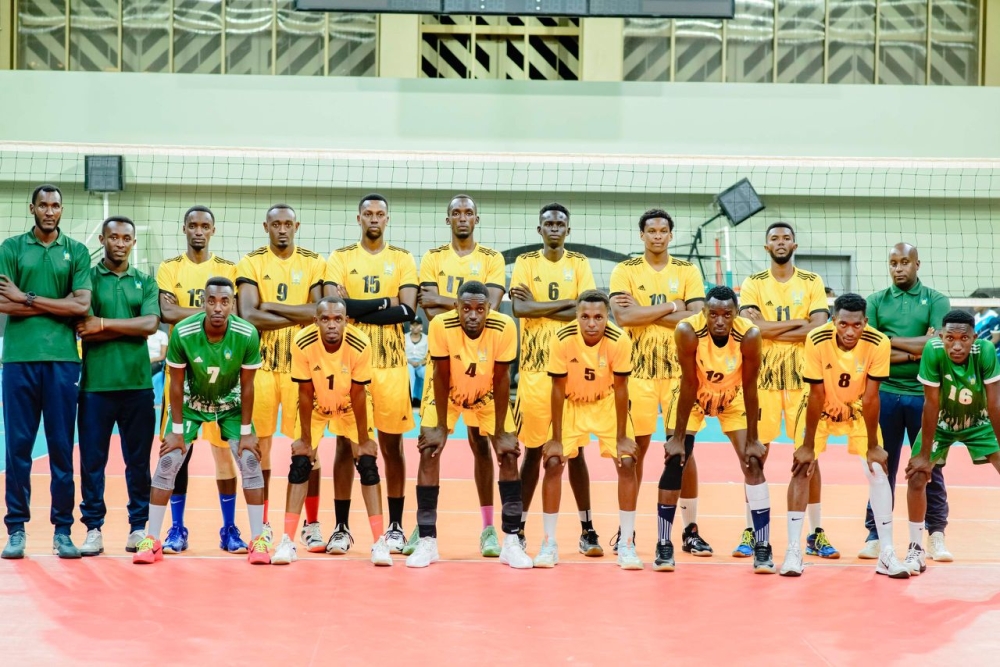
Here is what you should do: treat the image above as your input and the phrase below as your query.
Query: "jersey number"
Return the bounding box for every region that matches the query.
[207,366,220,384]
[838,373,851,388]
[447,276,465,294]
[465,363,477,377]
[548,282,560,300]
[584,368,596,381]
[775,306,791,321]
[706,370,724,383]
[277,283,288,302]
[326,374,335,391]
[187,289,204,307]
[650,294,667,306]
[947,385,974,405]
[363,275,381,294]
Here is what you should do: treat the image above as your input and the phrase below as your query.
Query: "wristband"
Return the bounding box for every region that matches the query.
[172,423,184,434]
[240,424,252,435]
[100,318,105,332]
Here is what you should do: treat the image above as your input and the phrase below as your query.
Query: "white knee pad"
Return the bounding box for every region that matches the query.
[152,448,185,490]
[862,459,889,483]
[230,439,265,490]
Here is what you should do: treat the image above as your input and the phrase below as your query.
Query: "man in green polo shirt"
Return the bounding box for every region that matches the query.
[0,184,92,560]
[75,216,161,557]
[859,242,952,560]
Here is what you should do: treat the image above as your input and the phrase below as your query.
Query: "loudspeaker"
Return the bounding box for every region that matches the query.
[84,155,124,193]
[716,177,764,226]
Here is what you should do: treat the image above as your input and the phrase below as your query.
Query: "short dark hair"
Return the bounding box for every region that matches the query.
[942,309,976,329]
[970,289,991,299]
[266,203,296,219]
[539,202,569,221]
[457,280,489,300]
[578,289,610,308]
[706,285,738,307]
[766,222,795,240]
[316,295,347,311]
[832,293,867,316]
[102,216,135,235]
[448,194,477,214]
[359,193,388,212]
[639,208,674,232]
[825,287,835,297]
[410,318,423,328]
[184,205,215,224]
[31,184,62,206]
[206,276,235,292]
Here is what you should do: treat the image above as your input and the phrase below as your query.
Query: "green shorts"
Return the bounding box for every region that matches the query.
[171,405,252,445]
[913,424,1000,466]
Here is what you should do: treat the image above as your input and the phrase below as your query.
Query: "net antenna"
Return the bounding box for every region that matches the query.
[680,177,765,283]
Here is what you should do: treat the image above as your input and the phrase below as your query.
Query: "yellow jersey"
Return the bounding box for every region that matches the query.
[802,322,890,422]
[236,245,326,373]
[418,243,506,305]
[739,267,828,391]
[156,253,238,325]
[609,255,705,380]
[326,243,418,369]
[547,322,632,403]
[683,311,756,415]
[427,310,517,408]
[509,250,596,373]
[291,324,372,416]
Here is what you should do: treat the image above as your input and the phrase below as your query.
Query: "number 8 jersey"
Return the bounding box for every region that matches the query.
[802,322,890,423]
[156,253,238,329]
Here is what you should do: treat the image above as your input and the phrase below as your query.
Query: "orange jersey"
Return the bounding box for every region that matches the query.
[290,324,372,416]
[427,311,517,407]
[547,322,632,403]
[802,322,890,422]
[683,311,757,415]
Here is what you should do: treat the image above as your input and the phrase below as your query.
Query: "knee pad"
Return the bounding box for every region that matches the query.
[152,448,185,491]
[289,455,312,484]
[173,446,194,495]
[356,454,380,486]
[229,440,264,490]
[658,435,693,491]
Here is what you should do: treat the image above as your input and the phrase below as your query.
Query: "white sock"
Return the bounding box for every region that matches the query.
[788,511,806,550]
[807,503,822,533]
[147,503,167,541]
[745,502,753,530]
[863,461,894,550]
[578,509,592,524]
[679,497,698,527]
[619,510,637,547]
[521,511,529,524]
[542,513,558,542]
[248,504,264,539]
[909,521,924,547]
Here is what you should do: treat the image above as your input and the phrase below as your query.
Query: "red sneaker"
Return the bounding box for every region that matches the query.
[248,535,271,565]
[132,537,163,564]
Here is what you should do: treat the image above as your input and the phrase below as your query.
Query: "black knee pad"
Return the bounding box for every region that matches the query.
[289,455,311,484]
[173,445,194,495]
[658,435,695,491]
[356,454,380,486]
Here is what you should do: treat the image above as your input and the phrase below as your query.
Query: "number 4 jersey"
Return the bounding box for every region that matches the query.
[918,338,1000,437]
[156,253,238,326]
[428,310,517,408]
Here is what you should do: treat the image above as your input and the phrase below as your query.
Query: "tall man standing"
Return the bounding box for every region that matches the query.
[0,184,92,560]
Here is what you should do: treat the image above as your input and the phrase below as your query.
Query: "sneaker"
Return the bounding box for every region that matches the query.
[517,529,527,552]
[384,523,406,554]
[300,521,325,553]
[401,526,420,556]
[272,535,298,565]
[779,546,804,577]
[928,532,954,562]
[80,529,104,557]
[653,541,675,572]
[499,533,533,569]
[753,542,776,574]
[533,539,559,568]
[904,542,927,576]
[52,534,81,559]
[405,537,440,568]
[326,524,354,555]
[579,529,604,557]
[876,546,910,579]
[858,539,881,560]
[248,535,271,565]
[219,525,248,554]
[681,523,713,557]
[162,526,188,554]
[132,536,163,564]
[732,528,755,558]
[480,526,501,558]
[806,528,840,559]
[2,531,26,560]
[610,528,636,555]
[261,522,274,546]
[616,540,644,570]
[371,536,393,567]
[126,529,148,553]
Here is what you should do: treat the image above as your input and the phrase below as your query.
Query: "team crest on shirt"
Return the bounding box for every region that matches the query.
[478,350,488,363]
[563,268,574,282]
[224,349,232,360]
[135,280,142,290]
[921,299,928,305]
[725,356,737,373]
[342,364,349,375]
[669,278,679,293]
[63,250,71,261]
[598,356,607,368]
[384,262,395,276]
[291,270,303,285]
[470,262,482,277]
[856,361,864,374]
[792,290,804,305]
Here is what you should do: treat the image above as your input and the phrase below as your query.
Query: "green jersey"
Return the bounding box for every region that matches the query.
[166,313,262,413]
[918,338,1000,436]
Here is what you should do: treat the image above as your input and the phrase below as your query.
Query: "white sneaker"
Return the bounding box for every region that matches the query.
[779,547,804,577]
[384,523,406,554]
[858,539,880,560]
[272,535,298,565]
[300,521,325,553]
[126,529,147,552]
[904,542,927,576]
[875,546,910,579]
[80,529,104,557]
[325,524,354,554]
[405,537,440,568]
[499,533,533,569]
[370,536,393,567]
[261,522,274,547]
[928,532,954,562]
[616,541,644,570]
[533,539,559,568]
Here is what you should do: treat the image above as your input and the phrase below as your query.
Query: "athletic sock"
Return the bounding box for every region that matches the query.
[388,496,405,526]
[619,510,637,547]
[334,499,351,528]
[498,481,523,536]
[909,521,924,547]
[247,504,264,540]
[807,502,822,534]
[657,504,677,545]
[369,515,384,542]
[481,506,494,530]
[521,511,529,532]
[219,493,237,528]
[416,485,440,538]
[542,513,558,542]
[579,509,594,532]
[788,511,806,550]
[263,499,270,525]
[745,502,754,530]
[745,482,770,545]
[148,503,168,541]
[284,512,299,541]
[169,494,186,528]
[679,497,697,528]
[865,462,894,549]
[305,496,320,525]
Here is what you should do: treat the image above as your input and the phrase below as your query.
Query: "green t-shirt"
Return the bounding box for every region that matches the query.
[866,281,950,395]
[166,313,262,413]
[0,229,92,363]
[918,338,1000,436]
[81,263,160,392]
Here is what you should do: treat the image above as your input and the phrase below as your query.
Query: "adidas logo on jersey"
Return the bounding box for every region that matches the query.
[350,269,359,275]
[637,285,646,291]
[194,357,203,363]
[569,358,580,363]
[826,364,833,369]
[438,271,446,277]
[263,275,271,280]
[765,301,773,307]
[174,282,182,288]
[313,365,321,371]
[453,355,461,360]
[534,276,542,282]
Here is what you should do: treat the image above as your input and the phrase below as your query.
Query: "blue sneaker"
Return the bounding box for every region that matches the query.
[732,528,755,558]
[162,526,189,554]
[220,525,248,554]
[806,528,840,559]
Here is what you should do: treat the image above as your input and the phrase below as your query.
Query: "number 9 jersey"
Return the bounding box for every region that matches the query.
[156,253,238,325]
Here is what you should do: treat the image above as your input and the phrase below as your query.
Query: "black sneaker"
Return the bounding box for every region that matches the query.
[653,540,675,572]
[578,529,604,557]
[517,528,527,552]
[681,523,713,557]
[753,542,776,574]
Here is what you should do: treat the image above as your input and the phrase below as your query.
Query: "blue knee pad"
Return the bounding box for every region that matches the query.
[356,454,380,486]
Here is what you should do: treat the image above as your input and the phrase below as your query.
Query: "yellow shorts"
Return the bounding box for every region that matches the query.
[308,396,376,449]
[253,369,299,438]
[420,397,516,436]
[514,371,552,448]
[562,393,635,459]
[758,388,806,443]
[794,415,884,456]
[680,390,748,434]
[161,370,226,447]
[369,365,414,434]
[630,376,678,437]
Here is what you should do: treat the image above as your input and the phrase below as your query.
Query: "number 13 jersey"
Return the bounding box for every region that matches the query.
[156,253,238,330]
